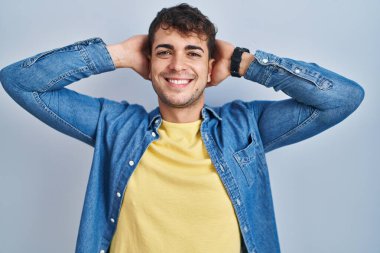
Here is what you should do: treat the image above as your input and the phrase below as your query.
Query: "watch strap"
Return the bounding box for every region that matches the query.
[230,47,250,77]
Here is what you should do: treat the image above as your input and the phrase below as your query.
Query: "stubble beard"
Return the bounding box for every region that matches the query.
[152,84,205,109]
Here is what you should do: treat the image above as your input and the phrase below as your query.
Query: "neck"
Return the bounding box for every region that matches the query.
[158,98,204,123]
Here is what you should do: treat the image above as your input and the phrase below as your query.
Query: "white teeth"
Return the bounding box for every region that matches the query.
[168,79,191,85]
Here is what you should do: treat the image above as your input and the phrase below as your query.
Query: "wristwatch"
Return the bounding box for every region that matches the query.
[230,47,250,77]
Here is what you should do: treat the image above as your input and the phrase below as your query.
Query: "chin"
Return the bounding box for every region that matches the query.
[162,94,204,109]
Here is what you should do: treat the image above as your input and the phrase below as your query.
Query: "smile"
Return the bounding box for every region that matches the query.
[165,78,194,88]
[167,79,191,84]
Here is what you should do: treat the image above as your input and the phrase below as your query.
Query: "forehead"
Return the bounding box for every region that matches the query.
[153,27,208,49]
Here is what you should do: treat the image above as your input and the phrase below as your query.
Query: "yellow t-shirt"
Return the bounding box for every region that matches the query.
[110,119,241,253]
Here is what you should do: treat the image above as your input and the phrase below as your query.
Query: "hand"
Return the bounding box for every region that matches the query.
[207,39,235,87]
[107,35,150,80]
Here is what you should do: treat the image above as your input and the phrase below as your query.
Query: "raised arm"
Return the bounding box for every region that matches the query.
[210,40,365,153]
[0,36,149,146]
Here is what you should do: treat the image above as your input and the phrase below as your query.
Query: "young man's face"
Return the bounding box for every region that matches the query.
[149,27,214,109]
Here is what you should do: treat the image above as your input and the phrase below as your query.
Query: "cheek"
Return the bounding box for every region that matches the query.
[196,67,210,80]
[150,67,160,79]
[151,63,166,77]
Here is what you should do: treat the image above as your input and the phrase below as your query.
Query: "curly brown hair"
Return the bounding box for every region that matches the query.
[148,3,217,58]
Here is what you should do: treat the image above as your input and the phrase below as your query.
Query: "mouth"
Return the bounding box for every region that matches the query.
[164,78,194,88]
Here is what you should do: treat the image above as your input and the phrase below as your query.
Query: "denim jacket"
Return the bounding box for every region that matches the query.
[0,38,364,253]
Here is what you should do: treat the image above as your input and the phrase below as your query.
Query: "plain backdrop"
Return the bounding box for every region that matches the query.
[0,0,379,252]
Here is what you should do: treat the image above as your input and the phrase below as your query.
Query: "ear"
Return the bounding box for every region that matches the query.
[207,58,215,83]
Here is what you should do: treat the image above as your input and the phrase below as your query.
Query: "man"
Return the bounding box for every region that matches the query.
[0,3,364,253]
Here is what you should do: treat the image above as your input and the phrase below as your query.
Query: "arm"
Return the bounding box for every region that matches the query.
[0,36,149,146]
[245,50,364,153]
[210,40,365,153]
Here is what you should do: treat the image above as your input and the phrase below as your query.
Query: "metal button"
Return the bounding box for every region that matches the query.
[100,250,105,253]
[295,68,301,74]
[152,132,156,137]
[129,160,134,166]
[110,218,115,223]
[262,58,268,64]
[116,192,121,198]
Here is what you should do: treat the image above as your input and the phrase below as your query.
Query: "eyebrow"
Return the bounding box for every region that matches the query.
[155,44,204,53]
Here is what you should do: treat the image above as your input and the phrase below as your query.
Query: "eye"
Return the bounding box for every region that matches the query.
[188,52,201,58]
[157,50,172,57]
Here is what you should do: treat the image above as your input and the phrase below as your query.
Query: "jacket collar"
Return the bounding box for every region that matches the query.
[148,104,222,129]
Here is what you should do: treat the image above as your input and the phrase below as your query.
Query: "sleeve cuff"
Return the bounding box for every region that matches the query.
[76,38,116,75]
[243,50,281,84]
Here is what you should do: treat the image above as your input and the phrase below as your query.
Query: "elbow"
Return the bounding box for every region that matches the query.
[344,80,365,113]
[0,62,27,95]
[0,65,12,94]
[0,63,29,101]
[0,66,9,90]
[318,80,364,128]
[333,79,365,120]
[0,64,18,92]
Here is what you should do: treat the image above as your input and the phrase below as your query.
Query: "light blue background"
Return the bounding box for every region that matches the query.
[0,0,379,252]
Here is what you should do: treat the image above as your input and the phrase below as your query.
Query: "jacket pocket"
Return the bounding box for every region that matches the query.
[233,132,259,187]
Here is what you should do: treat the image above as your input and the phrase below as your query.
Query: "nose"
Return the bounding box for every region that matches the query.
[168,53,186,72]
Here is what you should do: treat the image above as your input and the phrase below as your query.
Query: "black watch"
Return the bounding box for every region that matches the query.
[230,47,250,77]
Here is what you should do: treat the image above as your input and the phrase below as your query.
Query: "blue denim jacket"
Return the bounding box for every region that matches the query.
[0,38,364,253]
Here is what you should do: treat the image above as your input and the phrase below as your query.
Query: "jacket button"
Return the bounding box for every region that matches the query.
[116,192,121,198]
[110,218,115,223]
[152,132,156,137]
[262,58,268,63]
[129,160,134,166]
[295,68,301,74]
[100,250,105,253]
